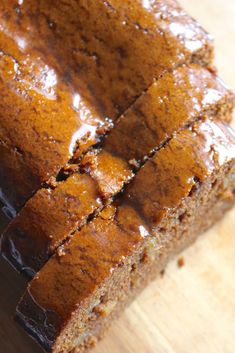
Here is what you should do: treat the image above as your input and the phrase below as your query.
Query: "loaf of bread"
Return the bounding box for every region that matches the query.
[1,2,235,353]
[2,65,234,276]
[0,0,213,210]
[16,119,235,353]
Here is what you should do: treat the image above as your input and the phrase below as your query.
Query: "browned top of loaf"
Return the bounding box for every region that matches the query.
[2,65,234,276]
[16,119,235,352]
[0,0,213,208]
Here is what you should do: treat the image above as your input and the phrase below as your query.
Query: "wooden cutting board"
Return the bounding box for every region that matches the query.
[1,0,235,352]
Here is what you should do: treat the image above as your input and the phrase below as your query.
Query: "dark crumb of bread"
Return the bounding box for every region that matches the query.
[129,159,141,169]
[177,257,185,268]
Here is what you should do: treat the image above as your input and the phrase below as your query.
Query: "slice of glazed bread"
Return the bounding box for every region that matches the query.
[16,118,235,353]
[1,65,234,276]
[0,0,213,210]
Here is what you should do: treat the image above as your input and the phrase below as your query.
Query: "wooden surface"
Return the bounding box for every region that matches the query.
[1,0,235,352]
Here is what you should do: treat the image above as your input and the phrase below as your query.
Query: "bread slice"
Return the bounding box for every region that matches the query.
[0,0,213,210]
[16,118,235,353]
[1,65,234,276]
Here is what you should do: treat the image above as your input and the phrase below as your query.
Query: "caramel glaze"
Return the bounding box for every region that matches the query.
[16,119,235,353]
[1,65,234,276]
[0,35,108,210]
[0,0,213,209]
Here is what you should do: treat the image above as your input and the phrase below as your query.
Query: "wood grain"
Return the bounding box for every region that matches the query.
[1,1,235,352]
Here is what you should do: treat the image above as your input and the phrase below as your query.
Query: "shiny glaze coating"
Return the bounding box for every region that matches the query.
[123,119,235,226]
[0,0,213,209]
[0,0,213,118]
[104,64,234,163]
[16,119,235,352]
[2,65,234,276]
[1,173,103,276]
